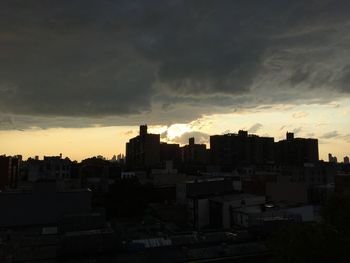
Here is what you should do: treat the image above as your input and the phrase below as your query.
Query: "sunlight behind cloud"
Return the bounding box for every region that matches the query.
[163,124,192,140]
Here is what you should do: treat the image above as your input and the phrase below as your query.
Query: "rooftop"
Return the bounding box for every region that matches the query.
[210,194,265,203]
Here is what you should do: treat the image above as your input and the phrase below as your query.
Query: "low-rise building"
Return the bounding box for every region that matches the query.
[0,181,91,227]
[176,177,235,205]
[187,193,266,229]
[266,176,308,204]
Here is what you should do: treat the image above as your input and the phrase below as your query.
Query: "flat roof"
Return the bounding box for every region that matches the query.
[210,194,265,203]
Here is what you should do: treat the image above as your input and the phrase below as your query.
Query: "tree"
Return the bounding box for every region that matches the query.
[322,193,350,236]
[268,223,348,263]
[106,179,159,219]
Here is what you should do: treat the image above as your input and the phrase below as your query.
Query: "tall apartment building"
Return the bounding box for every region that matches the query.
[210,130,274,169]
[181,137,207,165]
[160,142,181,165]
[126,125,161,169]
[275,132,319,165]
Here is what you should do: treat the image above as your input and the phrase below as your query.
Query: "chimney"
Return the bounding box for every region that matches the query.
[189,137,195,145]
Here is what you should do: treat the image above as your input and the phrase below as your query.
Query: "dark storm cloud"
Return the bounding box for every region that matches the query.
[338,66,350,92]
[0,0,157,117]
[1,0,350,129]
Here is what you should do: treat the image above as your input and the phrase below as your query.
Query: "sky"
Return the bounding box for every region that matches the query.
[0,0,350,161]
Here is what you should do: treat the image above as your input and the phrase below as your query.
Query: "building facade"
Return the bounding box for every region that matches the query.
[275,132,319,165]
[126,125,161,169]
[0,155,20,190]
[210,130,274,169]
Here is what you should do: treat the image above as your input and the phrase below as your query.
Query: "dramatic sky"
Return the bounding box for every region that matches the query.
[1,0,350,161]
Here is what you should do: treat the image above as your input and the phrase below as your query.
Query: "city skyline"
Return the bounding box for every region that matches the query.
[1,2,350,262]
[1,120,349,162]
[1,1,350,162]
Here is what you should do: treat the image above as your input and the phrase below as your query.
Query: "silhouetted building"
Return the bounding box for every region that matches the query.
[160,142,181,165]
[148,161,187,202]
[181,137,207,165]
[344,156,349,164]
[275,132,319,165]
[210,130,274,169]
[80,157,114,193]
[27,155,71,182]
[274,161,333,183]
[43,155,71,180]
[328,153,337,163]
[0,181,91,227]
[266,176,308,204]
[231,204,316,232]
[301,162,336,186]
[126,125,161,169]
[27,158,44,182]
[241,170,278,196]
[0,155,20,190]
[149,161,186,188]
[335,174,350,195]
[176,178,236,205]
[209,194,266,229]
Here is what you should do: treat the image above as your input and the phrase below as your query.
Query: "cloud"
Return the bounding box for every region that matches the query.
[248,123,263,133]
[279,125,287,131]
[1,0,350,129]
[292,127,302,134]
[160,130,168,139]
[292,112,309,119]
[0,115,13,126]
[339,133,350,143]
[171,131,210,145]
[123,130,133,136]
[321,130,339,139]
